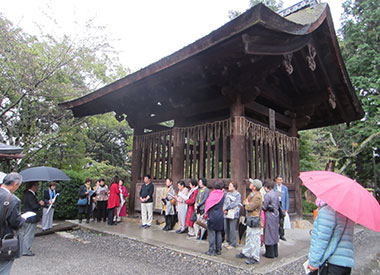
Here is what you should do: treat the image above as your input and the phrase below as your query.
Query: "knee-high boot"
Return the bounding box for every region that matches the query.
[264,245,275,258]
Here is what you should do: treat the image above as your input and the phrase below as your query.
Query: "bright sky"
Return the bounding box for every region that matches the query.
[1,0,344,71]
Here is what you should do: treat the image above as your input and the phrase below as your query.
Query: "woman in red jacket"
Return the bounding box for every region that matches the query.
[185,179,199,237]
[107,176,120,225]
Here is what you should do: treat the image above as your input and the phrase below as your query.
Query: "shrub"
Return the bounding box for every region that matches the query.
[303,199,317,215]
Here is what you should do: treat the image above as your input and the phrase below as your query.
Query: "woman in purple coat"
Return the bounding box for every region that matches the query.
[262,179,280,258]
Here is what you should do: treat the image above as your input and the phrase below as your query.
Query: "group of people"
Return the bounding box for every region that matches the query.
[78,176,129,226]
[139,173,290,265]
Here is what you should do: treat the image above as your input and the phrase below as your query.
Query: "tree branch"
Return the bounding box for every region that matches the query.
[339,131,380,174]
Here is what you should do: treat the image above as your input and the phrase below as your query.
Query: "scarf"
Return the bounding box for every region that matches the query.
[204,189,224,214]
[187,186,198,199]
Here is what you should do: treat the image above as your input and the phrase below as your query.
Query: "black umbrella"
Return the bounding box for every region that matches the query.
[238,219,247,243]
[20,166,70,182]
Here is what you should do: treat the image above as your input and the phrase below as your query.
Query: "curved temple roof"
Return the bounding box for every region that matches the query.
[60,3,363,132]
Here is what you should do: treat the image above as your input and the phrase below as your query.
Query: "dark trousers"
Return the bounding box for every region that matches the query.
[311,263,351,275]
[78,204,91,222]
[264,244,278,258]
[78,213,89,222]
[164,215,176,230]
[208,230,222,253]
[97,201,108,221]
[107,207,115,225]
[279,215,285,238]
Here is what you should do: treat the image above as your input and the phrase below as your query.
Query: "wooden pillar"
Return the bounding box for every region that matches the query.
[290,119,303,217]
[230,95,247,200]
[129,130,143,216]
[172,127,185,184]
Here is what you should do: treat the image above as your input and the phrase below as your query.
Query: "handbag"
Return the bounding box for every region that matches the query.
[77,197,88,206]
[226,209,235,219]
[246,216,260,228]
[0,234,18,261]
[0,194,19,261]
[195,214,207,229]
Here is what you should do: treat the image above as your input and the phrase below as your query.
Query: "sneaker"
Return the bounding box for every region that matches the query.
[245,258,258,265]
[144,225,151,229]
[140,224,146,228]
[235,253,247,259]
[216,251,221,255]
[280,236,287,241]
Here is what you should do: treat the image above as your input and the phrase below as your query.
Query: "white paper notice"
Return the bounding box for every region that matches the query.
[303,259,310,274]
[21,211,36,220]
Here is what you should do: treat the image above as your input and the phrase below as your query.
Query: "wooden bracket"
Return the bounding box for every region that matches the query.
[283,53,293,75]
[306,44,317,71]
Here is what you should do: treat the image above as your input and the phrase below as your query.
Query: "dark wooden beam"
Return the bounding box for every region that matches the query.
[313,44,351,122]
[245,101,292,127]
[127,95,230,129]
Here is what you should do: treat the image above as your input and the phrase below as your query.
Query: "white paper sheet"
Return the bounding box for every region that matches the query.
[21,211,36,220]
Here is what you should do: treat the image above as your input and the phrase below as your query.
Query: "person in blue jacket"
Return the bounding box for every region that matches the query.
[307,202,354,274]
[274,175,289,241]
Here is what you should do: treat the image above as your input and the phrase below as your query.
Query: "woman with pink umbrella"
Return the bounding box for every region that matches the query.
[300,171,380,274]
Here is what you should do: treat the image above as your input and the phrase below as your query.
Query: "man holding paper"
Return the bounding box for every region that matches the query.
[22,182,44,256]
[0,173,26,275]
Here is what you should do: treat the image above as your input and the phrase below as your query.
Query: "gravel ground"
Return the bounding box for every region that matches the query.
[11,227,380,275]
[12,229,251,275]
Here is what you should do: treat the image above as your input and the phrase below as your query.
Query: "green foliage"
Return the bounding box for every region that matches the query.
[0,14,131,173]
[80,158,130,188]
[52,170,84,219]
[298,0,379,189]
[84,114,133,171]
[299,131,320,171]
[302,199,317,215]
[0,13,133,218]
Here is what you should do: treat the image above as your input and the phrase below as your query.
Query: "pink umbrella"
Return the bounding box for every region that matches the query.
[299,171,380,232]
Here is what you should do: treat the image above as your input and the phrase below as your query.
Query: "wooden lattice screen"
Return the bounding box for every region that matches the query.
[134,118,298,183]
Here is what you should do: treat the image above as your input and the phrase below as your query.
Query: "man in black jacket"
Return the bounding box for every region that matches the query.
[139,174,154,228]
[22,182,44,256]
[0,173,25,275]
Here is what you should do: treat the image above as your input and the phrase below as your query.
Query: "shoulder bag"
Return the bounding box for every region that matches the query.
[246,216,260,228]
[0,194,19,261]
[77,197,88,206]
